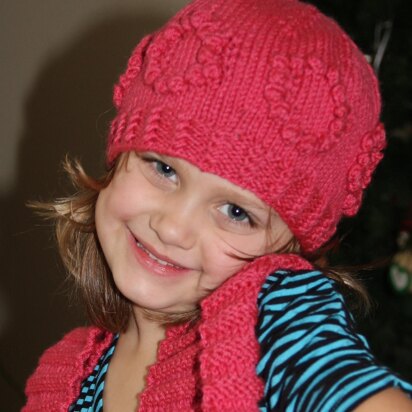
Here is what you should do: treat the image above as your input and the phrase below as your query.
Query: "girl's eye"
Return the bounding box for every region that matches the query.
[154,160,177,182]
[219,203,252,224]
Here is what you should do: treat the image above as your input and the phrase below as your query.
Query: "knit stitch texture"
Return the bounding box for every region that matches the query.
[23,254,312,411]
[107,0,385,252]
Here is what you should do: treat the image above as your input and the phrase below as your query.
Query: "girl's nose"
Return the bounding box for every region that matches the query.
[149,197,198,250]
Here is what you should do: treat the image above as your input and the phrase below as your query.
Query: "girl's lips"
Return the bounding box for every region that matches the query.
[128,233,191,276]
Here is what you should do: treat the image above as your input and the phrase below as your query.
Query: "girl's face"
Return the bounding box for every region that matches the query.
[95,152,292,314]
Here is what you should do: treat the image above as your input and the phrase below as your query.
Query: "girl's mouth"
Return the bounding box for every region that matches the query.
[129,233,190,276]
[135,240,183,269]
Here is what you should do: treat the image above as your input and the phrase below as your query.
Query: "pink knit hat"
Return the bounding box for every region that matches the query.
[107,0,386,252]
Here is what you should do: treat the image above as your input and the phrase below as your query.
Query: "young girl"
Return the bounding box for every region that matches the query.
[23,0,412,410]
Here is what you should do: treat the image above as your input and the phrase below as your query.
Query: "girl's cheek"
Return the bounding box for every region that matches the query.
[203,231,271,288]
[203,242,251,286]
[100,181,141,222]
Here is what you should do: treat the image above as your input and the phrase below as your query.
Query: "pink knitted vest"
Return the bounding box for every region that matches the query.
[24,254,312,411]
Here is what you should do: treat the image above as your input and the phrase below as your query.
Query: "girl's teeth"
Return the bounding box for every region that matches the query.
[136,241,179,268]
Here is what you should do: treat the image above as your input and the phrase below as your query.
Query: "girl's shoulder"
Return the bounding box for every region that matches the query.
[32,326,113,373]
[23,327,114,412]
[259,268,340,298]
[39,326,113,364]
[257,268,352,324]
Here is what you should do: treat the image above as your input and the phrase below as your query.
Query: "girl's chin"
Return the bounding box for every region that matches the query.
[116,284,198,315]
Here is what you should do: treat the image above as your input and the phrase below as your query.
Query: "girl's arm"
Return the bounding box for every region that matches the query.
[354,388,412,411]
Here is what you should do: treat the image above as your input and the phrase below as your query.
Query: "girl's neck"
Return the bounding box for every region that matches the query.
[103,308,166,411]
[123,306,167,353]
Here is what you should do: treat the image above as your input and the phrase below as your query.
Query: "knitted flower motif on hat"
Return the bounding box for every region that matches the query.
[141,7,238,95]
[343,123,386,215]
[264,55,350,154]
[113,34,154,110]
